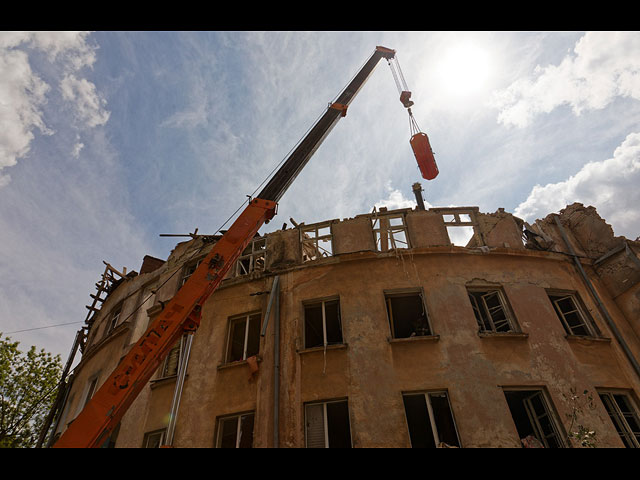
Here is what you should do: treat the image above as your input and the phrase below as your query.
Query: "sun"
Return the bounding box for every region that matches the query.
[437,43,492,97]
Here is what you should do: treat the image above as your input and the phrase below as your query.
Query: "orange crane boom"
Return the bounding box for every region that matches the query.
[53,45,429,448]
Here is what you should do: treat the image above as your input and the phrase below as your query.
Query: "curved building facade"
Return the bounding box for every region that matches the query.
[50,202,640,448]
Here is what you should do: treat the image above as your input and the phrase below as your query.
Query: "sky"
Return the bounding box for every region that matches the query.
[1,31,640,360]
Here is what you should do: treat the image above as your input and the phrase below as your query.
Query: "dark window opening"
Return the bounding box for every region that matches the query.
[217,412,254,448]
[143,429,166,448]
[305,400,351,448]
[468,289,515,333]
[599,391,640,448]
[403,392,460,448]
[504,390,563,448]
[386,292,431,339]
[304,299,342,349]
[548,292,598,337]
[227,313,261,363]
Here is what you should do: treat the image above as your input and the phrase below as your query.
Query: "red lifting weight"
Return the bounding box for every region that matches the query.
[410,131,439,181]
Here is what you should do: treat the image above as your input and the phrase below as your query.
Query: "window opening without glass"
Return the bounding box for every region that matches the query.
[548,291,599,337]
[226,313,261,363]
[402,391,460,448]
[304,299,342,349]
[305,400,352,448]
[142,429,166,448]
[216,412,255,448]
[301,223,333,262]
[232,236,266,276]
[385,291,431,338]
[504,389,564,448]
[468,288,516,333]
[599,391,640,448]
[371,213,409,251]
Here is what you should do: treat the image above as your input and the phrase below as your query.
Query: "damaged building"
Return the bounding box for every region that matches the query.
[46,199,640,448]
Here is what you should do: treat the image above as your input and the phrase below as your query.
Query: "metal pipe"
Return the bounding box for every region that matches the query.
[412,182,426,211]
[273,277,281,448]
[164,333,194,446]
[553,215,640,381]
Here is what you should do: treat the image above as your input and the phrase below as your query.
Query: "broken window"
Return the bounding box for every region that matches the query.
[226,313,261,363]
[467,288,517,333]
[598,391,640,448]
[504,389,565,448]
[301,222,333,262]
[216,412,255,448]
[305,399,352,448]
[385,291,432,339]
[303,298,342,349]
[371,213,409,251]
[548,291,599,337]
[402,391,460,448]
[232,236,266,277]
[180,258,203,287]
[160,335,186,378]
[107,303,123,334]
[142,428,166,448]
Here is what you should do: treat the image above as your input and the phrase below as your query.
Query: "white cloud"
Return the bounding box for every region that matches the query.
[492,32,640,127]
[514,131,640,238]
[0,31,107,187]
[375,182,430,210]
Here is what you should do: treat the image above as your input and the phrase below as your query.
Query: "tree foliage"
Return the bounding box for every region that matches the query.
[0,333,63,448]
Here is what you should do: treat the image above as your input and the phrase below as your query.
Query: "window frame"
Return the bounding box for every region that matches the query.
[300,222,334,262]
[159,335,186,379]
[371,212,410,252]
[402,390,461,448]
[384,288,433,339]
[107,303,123,334]
[598,389,640,448]
[225,312,262,363]
[142,428,166,448]
[547,289,600,338]
[304,398,352,448]
[232,236,266,277]
[180,257,204,288]
[302,297,343,349]
[467,287,518,333]
[215,411,255,448]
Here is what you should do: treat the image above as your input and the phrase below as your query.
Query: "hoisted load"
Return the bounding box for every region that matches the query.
[387,55,439,181]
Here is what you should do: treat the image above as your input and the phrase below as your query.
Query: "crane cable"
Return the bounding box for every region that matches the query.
[386,55,421,136]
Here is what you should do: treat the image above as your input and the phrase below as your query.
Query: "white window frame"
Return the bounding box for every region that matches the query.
[402,390,461,447]
[598,390,640,448]
[215,412,255,448]
[303,298,342,349]
[107,303,123,334]
[548,290,598,337]
[232,236,266,276]
[467,287,517,333]
[385,289,432,338]
[225,313,261,363]
[143,428,166,448]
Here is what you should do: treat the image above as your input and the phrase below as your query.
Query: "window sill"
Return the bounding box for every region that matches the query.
[388,334,440,344]
[477,331,529,339]
[297,343,348,354]
[565,335,611,345]
[150,374,188,389]
[217,355,262,371]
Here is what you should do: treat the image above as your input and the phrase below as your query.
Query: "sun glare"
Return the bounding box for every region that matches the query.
[437,43,491,97]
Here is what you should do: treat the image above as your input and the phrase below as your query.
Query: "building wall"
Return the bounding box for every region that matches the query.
[55,203,640,448]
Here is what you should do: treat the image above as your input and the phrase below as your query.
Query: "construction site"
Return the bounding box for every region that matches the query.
[40,46,640,448]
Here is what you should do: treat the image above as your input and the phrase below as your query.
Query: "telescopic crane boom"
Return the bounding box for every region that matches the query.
[53,46,427,448]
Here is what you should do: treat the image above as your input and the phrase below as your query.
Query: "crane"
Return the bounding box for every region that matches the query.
[53,45,437,448]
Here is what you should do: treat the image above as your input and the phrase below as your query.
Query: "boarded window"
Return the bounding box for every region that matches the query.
[599,391,640,448]
[301,223,333,262]
[304,299,342,349]
[403,391,460,448]
[504,389,564,448]
[468,288,516,333]
[216,412,255,448]
[386,291,431,338]
[143,429,166,448]
[548,292,599,337]
[226,313,261,363]
[305,400,351,448]
[372,213,409,251]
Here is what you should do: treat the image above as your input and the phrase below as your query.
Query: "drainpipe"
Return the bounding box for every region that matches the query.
[412,182,426,211]
[261,275,280,447]
[553,215,640,381]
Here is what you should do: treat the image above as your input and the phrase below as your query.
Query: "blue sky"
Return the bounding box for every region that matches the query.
[1,31,640,359]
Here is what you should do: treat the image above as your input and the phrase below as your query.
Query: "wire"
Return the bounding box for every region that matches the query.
[3,322,83,335]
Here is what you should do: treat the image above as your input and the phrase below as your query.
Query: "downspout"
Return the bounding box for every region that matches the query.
[553,215,640,381]
[261,275,280,447]
[163,332,194,447]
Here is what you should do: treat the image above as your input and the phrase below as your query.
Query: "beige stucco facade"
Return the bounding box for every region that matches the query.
[51,202,640,448]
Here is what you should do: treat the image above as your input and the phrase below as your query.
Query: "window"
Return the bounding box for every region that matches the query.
[143,428,166,448]
[180,258,203,287]
[305,400,352,448]
[216,412,255,448]
[107,304,123,334]
[371,213,409,251]
[598,391,640,448]
[160,337,184,378]
[226,313,261,363]
[83,376,99,409]
[232,236,266,276]
[385,291,431,339]
[467,288,517,333]
[303,299,342,349]
[504,389,565,448]
[402,391,460,448]
[548,291,600,337]
[301,222,333,262]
